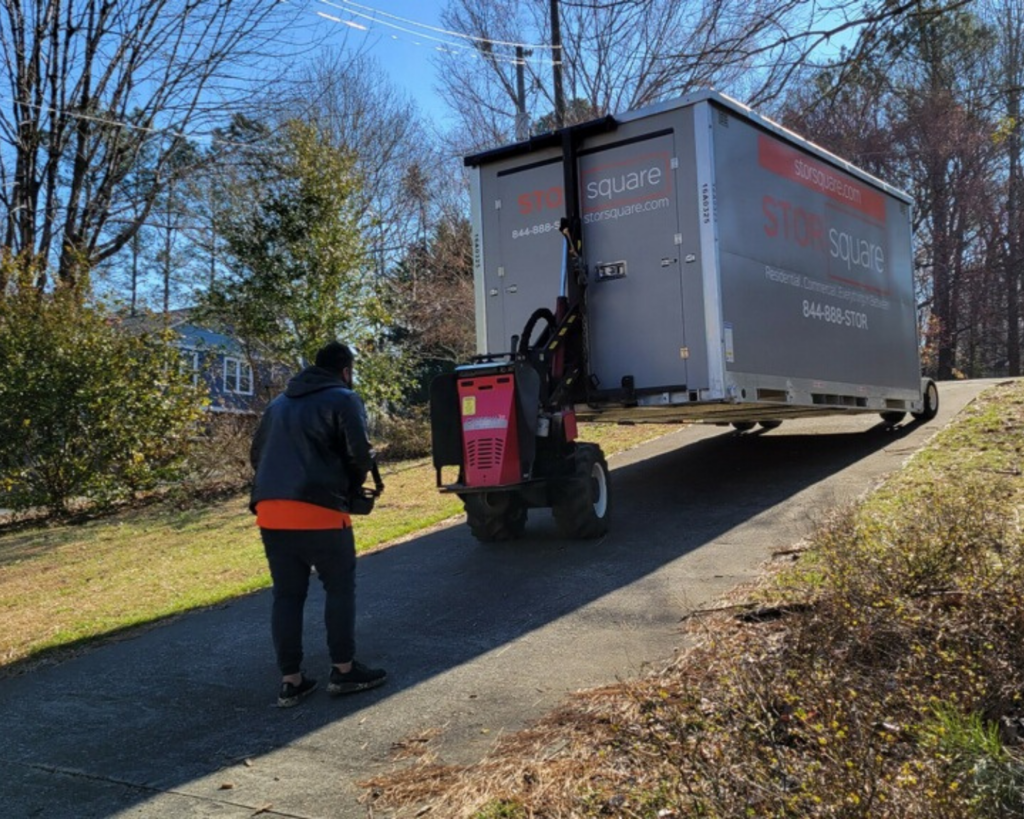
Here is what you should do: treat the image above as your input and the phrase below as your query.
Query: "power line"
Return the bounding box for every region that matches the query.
[0,2,563,149]
[0,93,264,149]
[315,14,546,67]
[323,0,557,50]
[317,5,484,55]
[317,0,560,67]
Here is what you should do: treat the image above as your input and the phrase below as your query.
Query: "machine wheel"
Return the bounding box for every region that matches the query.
[912,378,940,422]
[880,410,906,427]
[759,420,782,431]
[731,421,756,432]
[552,443,611,539]
[464,492,528,542]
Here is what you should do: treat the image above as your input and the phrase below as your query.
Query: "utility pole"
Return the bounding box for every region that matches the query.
[515,46,529,141]
[549,0,565,129]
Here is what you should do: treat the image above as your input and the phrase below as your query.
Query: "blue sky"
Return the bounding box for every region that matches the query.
[311,0,457,126]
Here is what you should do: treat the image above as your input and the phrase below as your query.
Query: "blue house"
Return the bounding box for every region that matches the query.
[166,311,287,415]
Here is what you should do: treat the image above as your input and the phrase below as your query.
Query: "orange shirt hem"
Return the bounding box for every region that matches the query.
[255,500,352,530]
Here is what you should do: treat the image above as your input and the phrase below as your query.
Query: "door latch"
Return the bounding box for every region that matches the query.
[595,261,627,281]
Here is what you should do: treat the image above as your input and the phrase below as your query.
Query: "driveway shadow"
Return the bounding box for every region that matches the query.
[0,419,915,816]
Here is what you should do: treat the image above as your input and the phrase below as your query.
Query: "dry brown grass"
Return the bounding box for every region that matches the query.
[361,381,1024,819]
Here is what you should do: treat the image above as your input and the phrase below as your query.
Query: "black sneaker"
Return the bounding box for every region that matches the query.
[328,661,387,695]
[277,675,317,708]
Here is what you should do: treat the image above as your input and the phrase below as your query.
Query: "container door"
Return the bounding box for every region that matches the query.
[579,132,687,393]
[491,160,566,353]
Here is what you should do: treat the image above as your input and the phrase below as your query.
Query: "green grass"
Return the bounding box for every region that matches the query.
[471,800,528,819]
[925,704,1008,763]
[924,704,1024,816]
[0,422,680,673]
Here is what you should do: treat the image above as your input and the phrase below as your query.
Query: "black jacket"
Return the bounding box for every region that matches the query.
[249,366,374,513]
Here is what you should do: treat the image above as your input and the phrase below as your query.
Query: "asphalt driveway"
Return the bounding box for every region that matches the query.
[0,378,995,818]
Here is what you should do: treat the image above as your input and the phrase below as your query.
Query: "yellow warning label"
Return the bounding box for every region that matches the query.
[462,396,477,416]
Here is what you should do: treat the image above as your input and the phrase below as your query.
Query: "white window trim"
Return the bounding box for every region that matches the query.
[223,356,254,396]
[179,349,201,387]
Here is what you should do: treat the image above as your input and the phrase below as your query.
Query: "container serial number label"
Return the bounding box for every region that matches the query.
[802,300,869,329]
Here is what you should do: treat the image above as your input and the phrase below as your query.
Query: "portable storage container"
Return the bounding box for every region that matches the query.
[465,90,928,424]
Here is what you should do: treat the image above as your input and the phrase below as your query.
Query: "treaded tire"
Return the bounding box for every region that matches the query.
[880,410,906,426]
[731,421,755,432]
[464,492,527,543]
[912,378,939,422]
[758,420,782,430]
[552,443,611,539]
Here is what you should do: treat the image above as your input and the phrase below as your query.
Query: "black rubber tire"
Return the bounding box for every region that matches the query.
[731,421,756,432]
[912,378,939,422]
[880,410,906,426]
[464,492,528,542]
[758,420,782,430]
[552,443,611,539]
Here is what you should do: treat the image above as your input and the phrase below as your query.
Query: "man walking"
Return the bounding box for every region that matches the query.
[250,341,387,707]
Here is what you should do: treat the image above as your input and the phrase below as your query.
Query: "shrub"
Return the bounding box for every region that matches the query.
[180,413,259,495]
[374,406,432,462]
[0,259,207,515]
[814,474,1020,611]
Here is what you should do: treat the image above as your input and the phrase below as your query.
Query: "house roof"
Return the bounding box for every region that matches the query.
[120,308,245,356]
[174,323,244,355]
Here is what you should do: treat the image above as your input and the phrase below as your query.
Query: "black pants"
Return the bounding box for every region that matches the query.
[260,527,356,676]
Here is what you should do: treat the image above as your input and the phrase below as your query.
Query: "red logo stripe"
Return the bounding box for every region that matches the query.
[758,135,886,223]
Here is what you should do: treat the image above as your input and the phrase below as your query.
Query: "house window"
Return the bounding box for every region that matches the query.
[224,357,253,395]
[179,350,201,386]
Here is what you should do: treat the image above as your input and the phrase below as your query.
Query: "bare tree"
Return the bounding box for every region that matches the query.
[782,7,999,380]
[398,208,476,368]
[438,0,744,149]
[894,11,999,379]
[0,0,308,288]
[272,53,476,379]
[269,51,438,273]
[436,0,975,151]
[982,0,1024,376]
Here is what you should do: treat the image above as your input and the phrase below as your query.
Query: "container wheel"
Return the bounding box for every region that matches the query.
[912,378,939,422]
[731,421,756,432]
[880,411,906,426]
[552,443,611,539]
[464,492,528,542]
[759,420,782,430]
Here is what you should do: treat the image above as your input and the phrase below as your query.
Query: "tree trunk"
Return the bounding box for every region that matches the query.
[1006,4,1023,376]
